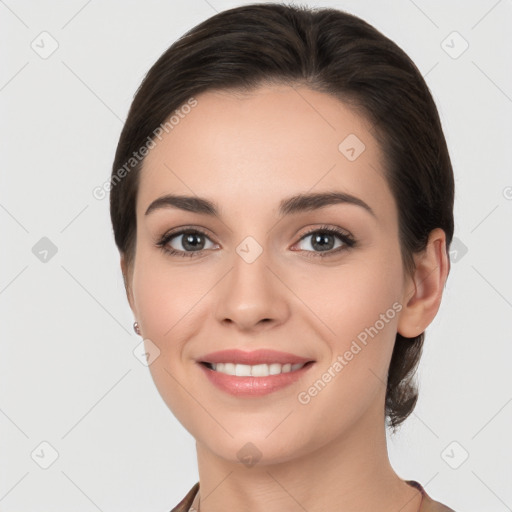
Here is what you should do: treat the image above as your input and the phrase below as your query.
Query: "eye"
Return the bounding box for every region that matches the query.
[156,225,356,259]
[293,225,356,257]
[156,228,218,258]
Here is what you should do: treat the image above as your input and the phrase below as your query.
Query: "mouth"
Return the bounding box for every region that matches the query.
[196,349,316,396]
[198,359,315,397]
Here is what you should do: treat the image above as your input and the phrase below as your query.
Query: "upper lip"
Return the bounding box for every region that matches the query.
[199,349,315,365]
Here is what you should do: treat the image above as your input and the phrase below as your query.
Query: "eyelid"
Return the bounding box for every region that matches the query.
[156,225,217,245]
[295,224,353,242]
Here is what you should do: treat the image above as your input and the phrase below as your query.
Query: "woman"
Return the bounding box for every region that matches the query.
[110,3,456,511]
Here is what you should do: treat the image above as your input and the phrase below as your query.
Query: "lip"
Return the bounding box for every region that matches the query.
[197,360,315,397]
[198,349,314,365]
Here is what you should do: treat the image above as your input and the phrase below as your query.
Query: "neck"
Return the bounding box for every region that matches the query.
[194,392,422,512]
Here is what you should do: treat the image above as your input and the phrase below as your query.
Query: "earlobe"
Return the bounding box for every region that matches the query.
[397,228,449,339]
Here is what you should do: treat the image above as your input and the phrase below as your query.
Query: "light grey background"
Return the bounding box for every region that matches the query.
[1,1,511,511]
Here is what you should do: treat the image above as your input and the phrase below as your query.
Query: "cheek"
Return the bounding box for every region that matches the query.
[306,247,404,365]
[291,253,404,431]
[131,254,206,425]
[133,266,175,340]
[132,247,207,341]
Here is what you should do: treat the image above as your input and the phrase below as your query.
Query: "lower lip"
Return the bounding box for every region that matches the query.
[198,362,315,397]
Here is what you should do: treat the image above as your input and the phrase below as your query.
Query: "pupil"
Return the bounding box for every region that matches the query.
[183,233,204,251]
[313,233,333,251]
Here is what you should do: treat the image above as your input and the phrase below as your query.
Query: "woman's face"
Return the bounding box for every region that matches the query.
[125,84,415,464]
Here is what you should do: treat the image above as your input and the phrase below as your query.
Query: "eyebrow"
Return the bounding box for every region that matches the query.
[144,191,376,218]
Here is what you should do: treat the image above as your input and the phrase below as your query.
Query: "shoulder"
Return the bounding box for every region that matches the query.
[422,498,457,512]
[169,482,199,512]
[406,480,457,512]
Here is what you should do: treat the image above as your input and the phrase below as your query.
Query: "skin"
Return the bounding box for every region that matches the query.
[121,84,449,512]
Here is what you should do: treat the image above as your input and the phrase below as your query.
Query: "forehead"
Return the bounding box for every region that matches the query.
[137,84,395,224]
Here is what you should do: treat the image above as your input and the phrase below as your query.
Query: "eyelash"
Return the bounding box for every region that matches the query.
[155,225,356,259]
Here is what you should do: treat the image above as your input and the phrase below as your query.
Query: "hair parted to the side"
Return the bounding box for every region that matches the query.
[109,3,454,432]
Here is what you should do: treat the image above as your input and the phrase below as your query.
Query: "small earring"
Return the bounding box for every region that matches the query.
[133,321,141,335]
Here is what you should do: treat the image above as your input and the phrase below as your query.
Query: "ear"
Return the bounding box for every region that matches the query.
[397,228,450,338]
[120,254,135,313]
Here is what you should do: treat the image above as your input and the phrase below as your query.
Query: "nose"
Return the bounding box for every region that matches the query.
[214,248,290,332]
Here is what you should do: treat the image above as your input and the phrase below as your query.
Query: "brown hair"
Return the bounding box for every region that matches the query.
[110,3,454,432]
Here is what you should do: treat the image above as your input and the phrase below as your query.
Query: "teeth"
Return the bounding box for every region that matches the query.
[210,362,306,376]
